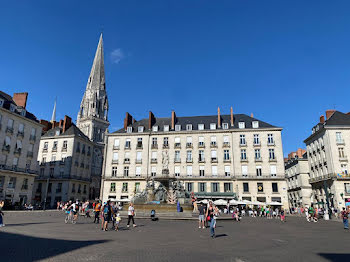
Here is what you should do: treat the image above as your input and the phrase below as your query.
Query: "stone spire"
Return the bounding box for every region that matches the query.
[51,98,56,123]
[77,34,109,143]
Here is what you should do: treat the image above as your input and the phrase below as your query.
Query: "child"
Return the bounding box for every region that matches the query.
[115,213,121,231]
[280,209,286,222]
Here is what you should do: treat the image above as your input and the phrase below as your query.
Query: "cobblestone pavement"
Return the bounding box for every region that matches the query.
[0,211,349,262]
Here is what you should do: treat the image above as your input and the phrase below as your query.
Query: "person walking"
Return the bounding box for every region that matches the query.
[94,200,101,223]
[198,204,206,229]
[102,201,112,231]
[0,200,4,227]
[127,203,137,228]
[206,201,218,238]
[341,207,349,230]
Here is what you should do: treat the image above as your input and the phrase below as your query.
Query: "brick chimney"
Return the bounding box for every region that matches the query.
[149,111,155,129]
[62,115,72,133]
[171,110,176,130]
[230,107,234,127]
[217,107,221,128]
[59,119,64,128]
[320,115,325,123]
[326,110,336,120]
[124,112,133,130]
[40,119,51,133]
[13,92,28,108]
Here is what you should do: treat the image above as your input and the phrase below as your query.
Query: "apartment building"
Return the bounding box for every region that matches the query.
[101,108,289,207]
[0,91,42,207]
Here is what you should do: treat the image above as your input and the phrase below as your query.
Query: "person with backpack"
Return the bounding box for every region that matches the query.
[341,207,349,230]
[102,200,112,231]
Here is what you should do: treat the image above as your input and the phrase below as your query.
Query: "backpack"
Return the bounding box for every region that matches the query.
[103,206,109,215]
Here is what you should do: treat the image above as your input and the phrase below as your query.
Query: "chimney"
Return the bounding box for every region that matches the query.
[320,115,325,123]
[62,115,72,133]
[124,112,133,130]
[230,107,234,126]
[13,92,28,108]
[149,111,155,130]
[217,107,221,128]
[171,110,176,130]
[59,119,64,128]
[39,119,51,133]
[326,110,336,120]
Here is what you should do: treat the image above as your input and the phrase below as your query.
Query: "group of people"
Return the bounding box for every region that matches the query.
[197,201,220,238]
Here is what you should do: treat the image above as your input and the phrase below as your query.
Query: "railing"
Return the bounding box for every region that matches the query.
[61,147,67,152]
[112,160,118,164]
[17,131,24,138]
[113,145,120,150]
[163,144,169,149]
[239,142,247,147]
[151,159,157,163]
[236,174,284,180]
[174,143,181,148]
[198,143,205,148]
[267,141,275,146]
[2,145,10,152]
[6,127,14,134]
[186,143,193,148]
[0,165,37,175]
[151,144,158,149]
[223,143,230,148]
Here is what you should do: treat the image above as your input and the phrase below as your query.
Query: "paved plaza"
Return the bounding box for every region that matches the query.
[0,211,349,262]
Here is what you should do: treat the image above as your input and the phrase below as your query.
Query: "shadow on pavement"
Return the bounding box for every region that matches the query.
[318,253,350,262]
[0,231,109,262]
[4,222,53,227]
[215,234,228,238]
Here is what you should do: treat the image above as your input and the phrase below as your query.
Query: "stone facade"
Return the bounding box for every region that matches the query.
[100,110,289,208]
[0,92,42,206]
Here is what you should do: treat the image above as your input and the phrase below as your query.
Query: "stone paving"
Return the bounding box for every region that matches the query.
[0,211,349,262]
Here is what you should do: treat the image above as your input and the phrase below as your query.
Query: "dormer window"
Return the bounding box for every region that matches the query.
[138,126,144,133]
[186,124,192,131]
[222,123,229,130]
[0,99,4,107]
[152,126,158,132]
[20,109,26,117]
[210,123,216,130]
[239,122,245,129]
[175,125,181,131]
[55,130,60,136]
[126,126,132,133]
[164,125,169,132]
[252,121,259,128]
[10,104,16,112]
[198,124,204,130]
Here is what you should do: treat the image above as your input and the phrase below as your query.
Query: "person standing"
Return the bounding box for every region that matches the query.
[198,204,205,229]
[0,200,4,227]
[102,201,112,231]
[280,209,286,222]
[206,201,218,238]
[94,200,101,223]
[127,203,137,228]
[341,207,349,230]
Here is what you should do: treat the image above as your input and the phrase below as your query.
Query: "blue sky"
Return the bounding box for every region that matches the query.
[1,1,350,155]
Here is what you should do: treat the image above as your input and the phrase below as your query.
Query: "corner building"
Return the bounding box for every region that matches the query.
[101,109,289,208]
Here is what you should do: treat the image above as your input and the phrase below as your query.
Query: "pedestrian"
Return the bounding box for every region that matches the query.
[198,204,206,229]
[102,200,112,231]
[127,203,137,228]
[0,200,5,227]
[206,201,218,238]
[94,200,101,223]
[280,209,286,222]
[341,207,349,230]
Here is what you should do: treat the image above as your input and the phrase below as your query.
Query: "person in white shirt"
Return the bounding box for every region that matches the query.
[127,203,137,228]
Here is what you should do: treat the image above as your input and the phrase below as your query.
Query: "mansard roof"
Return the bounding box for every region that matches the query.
[42,123,91,141]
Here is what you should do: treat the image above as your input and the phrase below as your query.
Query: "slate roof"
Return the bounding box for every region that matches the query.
[114,113,279,133]
[0,90,38,122]
[304,111,350,143]
[42,123,90,141]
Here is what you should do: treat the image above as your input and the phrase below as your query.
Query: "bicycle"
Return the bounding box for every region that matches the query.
[65,210,76,224]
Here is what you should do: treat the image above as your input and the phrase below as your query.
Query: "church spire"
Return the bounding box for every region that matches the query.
[86,33,105,91]
[51,98,56,123]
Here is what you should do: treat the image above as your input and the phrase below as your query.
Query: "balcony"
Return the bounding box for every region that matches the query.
[198,143,205,148]
[211,157,218,163]
[267,141,275,146]
[210,142,217,148]
[52,147,57,152]
[174,158,181,163]
[186,143,193,149]
[136,144,143,149]
[269,158,277,162]
[29,135,36,141]
[336,139,345,145]
[124,145,131,150]
[186,158,193,163]
[240,158,248,162]
[253,142,261,147]
[223,158,231,163]
[112,159,118,164]
[239,143,247,147]
[151,144,158,149]
[6,127,14,134]
[124,159,130,164]
[27,151,33,158]
[14,148,22,155]
[0,164,37,175]
[163,144,169,149]
[42,148,48,153]
[17,131,24,138]
[223,142,230,148]
[2,145,10,153]
[174,143,181,149]
[255,157,262,162]
[339,156,348,162]
[151,159,157,164]
[135,159,142,164]
[113,145,120,150]
[198,158,205,163]
[61,147,67,152]
[40,162,46,166]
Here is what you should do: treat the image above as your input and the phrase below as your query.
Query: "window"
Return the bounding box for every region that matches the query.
[255,149,261,160]
[83,185,87,194]
[43,142,48,150]
[135,182,140,193]
[243,182,249,192]
[72,184,76,193]
[113,152,119,162]
[270,165,277,177]
[239,122,245,129]
[256,166,262,177]
[223,123,229,129]
[199,136,204,146]
[225,166,230,176]
[126,126,132,133]
[186,124,192,131]
[212,166,218,176]
[242,165,248,177]
[345,183,350,194]
[7,118,14,128]
[210,123,216,130]
[186,182,193,192]
[257,183,264,192]
[269,149,275,160]
[123,166,129,177]
[223,136,229,145]
[16,139,22,150]
[125,138,131,148]
[13,157,18,168]
[53,141,58,150]
[136,152,142,162]
[18,123,24,134]
[211,150,217,161]
[252,121,259,128]
[151,166,156,177]
[122,183,128,192]
[267,134,274,144]
[253,134,260,145]
[49,168,54,177]
[224,150,230,160]
[175,151,180,161]
[210,136,217,146]
[186,166,193,176]
[163,137,169,147]
[152,126,158,132]
[124,152,130,162]
[138,126,144,133]
[152,137,157,145]
[241,149,247,160]
[112,167,117,177]
[0,99,3,107]
[8,177,16,189]
[175,137,181,147]
[199,182,206,192]
[198,124,204,130]
[175,166,180,177]
[114,139,120,148]
[51,155,56,162]
[212,183,219,192]
[10,104,15,112]
[341,164,348,175]
[240,135,246,145]
[63,140,67,149]
[336,132,343,143]
[110,183,116,192]
[164,125,169,132]
[0,176,4,188]
[137,138,143,148]
[224,183,232,192]
[175,124,181,131]
[135,166,141,177]
[199,150,204,162]
[199,166,205,177]
[339,148,345,158]
[186,150,192,161]
[151,151,157,161]
[272,183,278,192]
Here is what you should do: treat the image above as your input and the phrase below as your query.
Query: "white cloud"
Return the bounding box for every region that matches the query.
[110,48,124,64]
